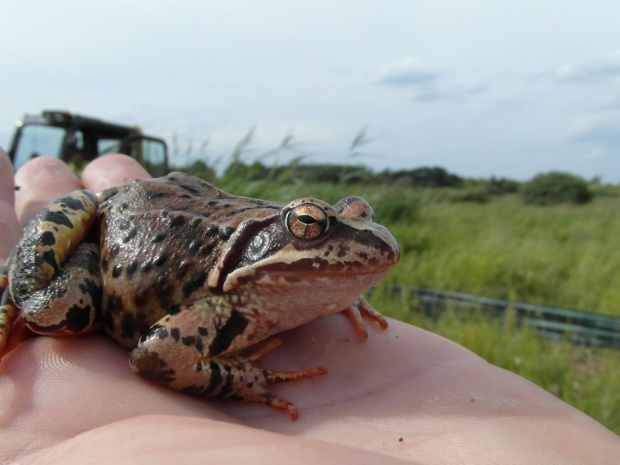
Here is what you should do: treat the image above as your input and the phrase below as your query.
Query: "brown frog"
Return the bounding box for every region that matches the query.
[0,172,400,419]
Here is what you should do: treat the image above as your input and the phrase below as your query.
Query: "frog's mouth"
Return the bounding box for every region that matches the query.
[222,268,390,294]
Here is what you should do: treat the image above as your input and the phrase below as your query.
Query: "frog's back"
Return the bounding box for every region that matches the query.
[97,173,283,347]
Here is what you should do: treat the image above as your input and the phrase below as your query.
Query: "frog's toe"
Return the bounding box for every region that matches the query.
[231,364,327,421]
[343,295,389,341]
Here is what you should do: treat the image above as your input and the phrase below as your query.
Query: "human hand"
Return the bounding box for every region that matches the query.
[1,149,618,464]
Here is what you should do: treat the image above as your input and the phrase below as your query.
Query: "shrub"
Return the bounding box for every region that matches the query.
[520,172,592,206]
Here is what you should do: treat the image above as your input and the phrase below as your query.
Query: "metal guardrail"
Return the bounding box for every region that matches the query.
[382,286,620,349]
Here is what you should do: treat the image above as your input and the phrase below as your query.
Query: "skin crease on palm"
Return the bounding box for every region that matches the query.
[0,149,618,465]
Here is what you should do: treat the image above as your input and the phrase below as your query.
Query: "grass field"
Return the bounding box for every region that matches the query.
[211,175,620,434]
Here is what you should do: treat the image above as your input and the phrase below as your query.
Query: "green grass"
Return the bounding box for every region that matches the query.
[392,194,620,317]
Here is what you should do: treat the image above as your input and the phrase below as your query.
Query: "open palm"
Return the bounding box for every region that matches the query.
[1,151,618,464]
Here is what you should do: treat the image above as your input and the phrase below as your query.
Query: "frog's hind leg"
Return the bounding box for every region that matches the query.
[9,190,98,306]
[19,242,102,337]
[0,266,31,358]
[129,304,327,420]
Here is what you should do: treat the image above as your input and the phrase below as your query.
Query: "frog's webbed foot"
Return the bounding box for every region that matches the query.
[129,305,327,421]
[343,295,389,341]
[0,267,30,359]
[236,339,328,420]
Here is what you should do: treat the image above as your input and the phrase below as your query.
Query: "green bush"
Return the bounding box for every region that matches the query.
[520,172,592,205]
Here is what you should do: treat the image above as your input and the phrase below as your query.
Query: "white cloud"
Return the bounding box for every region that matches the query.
[374,58,442,87]
[557,51,620,83]
[569,115,620,148]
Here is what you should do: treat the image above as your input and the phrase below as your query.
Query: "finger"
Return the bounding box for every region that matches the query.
[81,154,150,192]
[0,148,21,262]
[14,156,81,229]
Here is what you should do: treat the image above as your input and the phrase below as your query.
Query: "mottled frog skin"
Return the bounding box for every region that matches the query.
[0,172,399,419]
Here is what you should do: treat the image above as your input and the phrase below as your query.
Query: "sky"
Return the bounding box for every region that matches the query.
[2,1,620,182]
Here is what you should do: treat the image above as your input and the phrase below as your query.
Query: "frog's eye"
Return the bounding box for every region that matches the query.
[286,203,329,240]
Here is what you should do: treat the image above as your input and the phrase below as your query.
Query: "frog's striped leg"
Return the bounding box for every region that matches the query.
[129,302,327,421]
[9,190,98,307]
[20,242,102,336]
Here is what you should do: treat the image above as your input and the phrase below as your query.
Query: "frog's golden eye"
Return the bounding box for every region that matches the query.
[286,203,329,240]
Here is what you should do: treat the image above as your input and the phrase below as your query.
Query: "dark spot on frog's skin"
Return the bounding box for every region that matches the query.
[123,228,137,243]
[228,395,244,401]
[112,264,122,278]
[261,392,274,405]
[246,381,254,388]
[198,326,208,336]
[203,224,216,236]
[209,310,249,356]
[217,226,235,240]
[111,243,121,255]
[40,231,56,246]
[202,361,223,395]
[180,184,201,196]
[189,218,202,229]
[181,384,206,395]
[182,270,207,296]
[41,249,59,271]
[126,260,138,274]
[130,347,176,383]
[168,305,182,316]
[150,324,168,339]
[178,194,191,199]
[142,190,167,201]
[141,261,153,273]
[121,313,135,339]
[42,209,73,228]
[361,211,368,218]
[153,253,168,267]
[118,219,131,230]
[182,335,196,346]
[118,202,129,213]
[168,215,185,228]
[155,275,172,296]
[337,244,348,258]
[195,363,203,372]
[216,365,235,398]
[152,233,167,243]
[80,277,102,311]
[357,252,368,260]
[189,240,202,252]
[64,303,93,332]
[101,255,109,273]
[61,195,91,212]
[170,327,181,341]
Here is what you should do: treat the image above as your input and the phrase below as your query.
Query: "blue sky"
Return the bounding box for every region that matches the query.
[2,1,620,181]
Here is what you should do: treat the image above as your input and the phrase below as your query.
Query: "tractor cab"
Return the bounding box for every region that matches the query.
[8,110,168,176]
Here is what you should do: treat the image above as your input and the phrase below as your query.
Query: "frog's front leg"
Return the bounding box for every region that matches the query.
[343,295,389,341]
[129,299,327,420]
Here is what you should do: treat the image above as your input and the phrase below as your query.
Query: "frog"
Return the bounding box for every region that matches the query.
[0,172,400,420]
